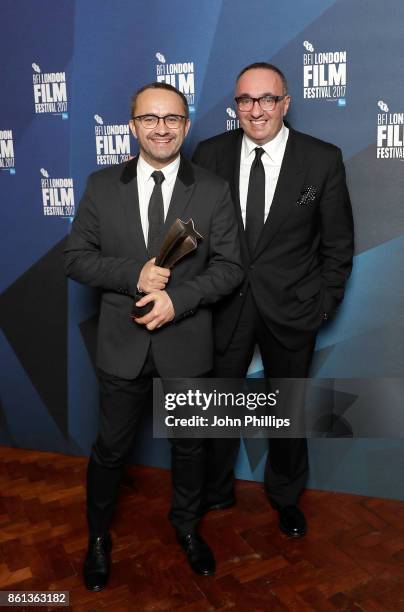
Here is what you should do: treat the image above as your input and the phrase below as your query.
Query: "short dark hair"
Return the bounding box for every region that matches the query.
[131,82,189,118]
[236,62,288,95]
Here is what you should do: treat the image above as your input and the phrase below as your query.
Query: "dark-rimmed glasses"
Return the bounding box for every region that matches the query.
[234,95,287,112]
[133,114,187,129]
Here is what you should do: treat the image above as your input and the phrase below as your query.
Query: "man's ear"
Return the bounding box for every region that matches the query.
[283,96,291,117]
[129,119,138,140]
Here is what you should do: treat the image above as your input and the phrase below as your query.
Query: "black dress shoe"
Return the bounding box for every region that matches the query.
[177,532,215,576]
[83,534,112,591]
[202,497,235,513]
[278,505,307,538]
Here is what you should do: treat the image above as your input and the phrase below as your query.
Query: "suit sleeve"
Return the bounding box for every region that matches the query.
[320,148,354,315]
[191,142,203,165]
[165,182,244,320]
[192,141,216,172]
[64,175,143,296]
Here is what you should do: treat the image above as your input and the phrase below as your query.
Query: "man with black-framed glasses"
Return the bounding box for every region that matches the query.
[65,82,243,589]
[193,62,354,539]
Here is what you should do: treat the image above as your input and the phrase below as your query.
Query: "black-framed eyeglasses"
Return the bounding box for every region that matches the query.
[133,114,187,129]
[234,94,287,112]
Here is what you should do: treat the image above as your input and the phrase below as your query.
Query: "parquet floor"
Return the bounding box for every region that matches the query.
[0,447,404,611]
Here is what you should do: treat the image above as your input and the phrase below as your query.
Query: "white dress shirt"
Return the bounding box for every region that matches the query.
[136,154,180,244]
[239,124,289,227]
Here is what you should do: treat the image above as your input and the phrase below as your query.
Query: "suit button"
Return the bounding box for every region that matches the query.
[249,265,254,269]
[239,292,243,297]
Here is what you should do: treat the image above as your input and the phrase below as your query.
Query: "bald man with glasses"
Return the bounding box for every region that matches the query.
[65,81,243,589]
[193,62,354,539]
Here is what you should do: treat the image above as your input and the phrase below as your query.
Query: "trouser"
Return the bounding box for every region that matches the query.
[87,349,209,537]
[206,290,315,509]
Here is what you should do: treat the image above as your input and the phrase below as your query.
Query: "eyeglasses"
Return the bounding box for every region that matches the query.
[133,114,187,129]
[234,95,287,112]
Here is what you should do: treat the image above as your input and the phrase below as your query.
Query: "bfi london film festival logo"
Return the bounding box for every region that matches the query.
[376,101,404,160]
[40,168,75,217]
[225,107,239,131]
[94,115,131,166]
[302,41,347,106]
[32,63,68,118]
[155,52,196,112]
[0,130,15,174]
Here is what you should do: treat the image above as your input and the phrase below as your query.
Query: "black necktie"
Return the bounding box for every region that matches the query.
[147,170,165,257]
[245,147,265,255]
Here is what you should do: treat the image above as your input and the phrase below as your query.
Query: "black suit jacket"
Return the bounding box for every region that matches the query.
[192,127,354,352]
[64,156,243,378]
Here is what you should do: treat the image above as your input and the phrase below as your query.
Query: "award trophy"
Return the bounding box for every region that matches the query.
[131,218,203,320]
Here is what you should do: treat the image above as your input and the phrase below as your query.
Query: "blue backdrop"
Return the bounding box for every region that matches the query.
[1,0,404,500]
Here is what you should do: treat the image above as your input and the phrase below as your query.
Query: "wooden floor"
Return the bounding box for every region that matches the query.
[0,448,404,611]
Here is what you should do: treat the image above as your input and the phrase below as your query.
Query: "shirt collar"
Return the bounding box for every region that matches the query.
[137,154,180,185]
[243,123,289,164]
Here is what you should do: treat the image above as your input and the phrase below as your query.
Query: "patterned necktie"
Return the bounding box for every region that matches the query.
[147,170,165,257]
[245,147,265,255]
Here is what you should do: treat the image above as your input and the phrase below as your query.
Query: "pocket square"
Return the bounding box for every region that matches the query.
[297,185,318,206]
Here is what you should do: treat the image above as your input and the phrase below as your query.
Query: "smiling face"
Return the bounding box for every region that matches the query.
[235,68,290,145]
[130,88,190,169]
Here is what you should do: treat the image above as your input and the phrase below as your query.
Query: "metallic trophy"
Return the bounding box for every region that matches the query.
[131,218,203,320]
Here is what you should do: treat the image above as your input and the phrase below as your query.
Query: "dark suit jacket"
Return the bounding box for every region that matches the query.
[64,155,243,378]
[192,127,354,352]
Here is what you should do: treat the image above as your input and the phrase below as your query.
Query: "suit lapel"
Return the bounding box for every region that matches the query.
[252,129,306,261]
[119,156,148,258]
[224,130,248,255]
[232,132,245,235]
[119,155,196,257]
[163,155,196,230]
